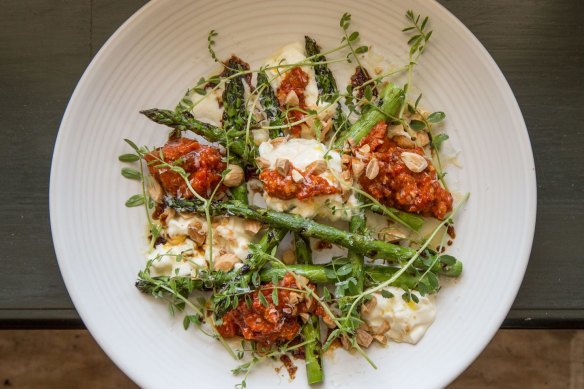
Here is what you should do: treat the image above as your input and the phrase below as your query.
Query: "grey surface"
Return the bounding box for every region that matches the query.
[0,0,582,327]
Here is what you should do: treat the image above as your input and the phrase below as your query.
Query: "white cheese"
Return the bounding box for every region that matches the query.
[362,286,436,344]
[147,240,206,277]
[189,85,224,127]
[257,138,356,221]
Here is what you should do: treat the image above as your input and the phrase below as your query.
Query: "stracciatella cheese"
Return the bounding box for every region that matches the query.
[148,214,256,277]
[362,286,436,344]
[258,138,357,221]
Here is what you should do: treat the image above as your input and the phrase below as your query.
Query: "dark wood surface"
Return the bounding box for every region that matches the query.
[1,0,582,328]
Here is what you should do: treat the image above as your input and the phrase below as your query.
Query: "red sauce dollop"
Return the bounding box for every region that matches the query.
[216,273,326,345]
[259,163,340,200]
[145,137,226,199]
[358,121,453,220]
[277,67,309,137]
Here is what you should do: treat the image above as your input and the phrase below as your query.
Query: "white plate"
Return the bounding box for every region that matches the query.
[50,0,536,387]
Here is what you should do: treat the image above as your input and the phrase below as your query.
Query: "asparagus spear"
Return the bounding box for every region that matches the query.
[294,233,312,265]
[222,57,250,133]
[334,83,405,148]
[256,70,284,138]
[165,197,462,276]
[305,36,348,135]
[348,202,366,293]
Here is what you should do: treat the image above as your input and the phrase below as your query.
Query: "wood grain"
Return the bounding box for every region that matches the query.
[0,0,582,326]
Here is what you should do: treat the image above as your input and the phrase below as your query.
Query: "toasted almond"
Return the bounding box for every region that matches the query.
[340,334,351,350]
[372,319,390,335]
[291,169,304,183]
[361,295,377,315]
[320,119,333,140]
[359,144,371,154]
[158,207,175,226]
[305,160,327,176]
[356,328,374,348]
[146,176,164,203]
[213,253,240,272]
[341,154,351,164]
[270,136,287,146]
[255,157,271,170]
[351,158,365,177]
[340,170,352,184]
[275,158,291,176]
[288,292,304,305]
[347,137,355,147]
[366,158,380,180]
[244,219,262,234]
[401,151,428,173]
[299,313,310,323]
[285,90,299,106]
[187,223,206,246]
[414,131,430,147]
[251,129,269,145]
[373,334,387,345]
[223,164,244,187]
[393,135,415,149]
[282,249,296,265]
[323,313,336,329]
[381,227,408,242]
[295,275,309,287]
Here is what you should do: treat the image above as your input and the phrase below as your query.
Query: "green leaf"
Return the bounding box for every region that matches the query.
[271,287,279,306]
[364,85,373,101]
[408,34,421,45]
[415,93,423,109]
[426,272,439,289]
[431,133,449,150]
[258,292,269,307]
[118,153,140,162]
[439,254,456,266]
[355,45,368,54]
[427,111,446,123]
[380,290,394,299]
[349,31,359,42]
[421,16,429,31]
[336,263,353,276]
[125,194,145,207]
[121,167,142,180]
[124,138,140,153]
[409,119,426,131]
[402,26,415,32]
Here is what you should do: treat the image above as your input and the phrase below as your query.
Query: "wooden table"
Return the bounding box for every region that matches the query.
[1,0,583,329]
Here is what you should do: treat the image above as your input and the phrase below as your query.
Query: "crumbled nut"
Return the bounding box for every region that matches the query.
[359,144,371,154]
[365,158,380,180]
[291,169,304,183]
[340,334,351,350]
[361,295,377,315]
[319,119,333,140]
[255,157,271,170]
[374,66,383,75]
[295,275,309,286]
[252,129,269,145]
[373,334,387,345]
[356,329,374,348]
[401,151,428,173]
[213,253,240,272]
[351,158,365,177]
[146,176,164,203]
[305,160,327,176]
[285,90,299,106]
[380,227,408,242]
[270,136,288,146]
[187,223,206,246]
[158,207,175,226]
[372,319,390,335]
[299,313,310,323]
[243,220,262,234]
[341,154,351,164]
[414,131,430,147]
[275,158,291,176]
[304,296,315,311]
[223,164,244,187]
[393,135,415,148]
[323,314,336,329]
[288,292,304,305]
[347,137,355,147]
[282,249,296,265]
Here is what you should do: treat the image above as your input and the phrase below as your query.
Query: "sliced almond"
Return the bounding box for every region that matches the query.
[356,328,374,348]
[291,169,304,183]
[351,158,365,177]
[359,144,371,154]
[373,334,387,345]
[146,176,164,203]
[401,151,428,173]
[187,223,206,247]
[213,253,240,272]
[285,90,299,106]
[223,164,244,187]
[393,135,415,149]
[380,227,408,242]
[365,158,380,180]
[282,249,296,265]
[275,158,291,176]
[243,219,262,234]
[255,157,271,170]
[340,334,351,350]
[270,136,287,146]
[305,160,327,176]
[288,292,304,305]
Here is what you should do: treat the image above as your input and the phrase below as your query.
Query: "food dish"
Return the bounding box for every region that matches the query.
[52,1,530,385]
